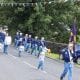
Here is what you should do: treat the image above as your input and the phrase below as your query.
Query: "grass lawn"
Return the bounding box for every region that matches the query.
[46,52,60,59]
[46,52,80,67]
[75,64,80,68]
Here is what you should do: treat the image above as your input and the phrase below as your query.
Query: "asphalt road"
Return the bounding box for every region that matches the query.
[0,46,80,80]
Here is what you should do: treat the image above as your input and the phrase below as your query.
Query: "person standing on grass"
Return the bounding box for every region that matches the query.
[60,42,75,80]
[37,46,48,71]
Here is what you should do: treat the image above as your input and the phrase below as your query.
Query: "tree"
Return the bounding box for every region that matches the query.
[0,0,80,43]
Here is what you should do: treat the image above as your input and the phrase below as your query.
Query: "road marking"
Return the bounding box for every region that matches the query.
[9,54,17,59]
[9,54,48,74]
[23,61,47,74]
[41,70,47,74]
[7,54,59,79]
[23,61,36,69]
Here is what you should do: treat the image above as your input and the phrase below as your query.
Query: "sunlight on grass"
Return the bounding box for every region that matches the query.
[46,53,59,59]
[46,53,80,67]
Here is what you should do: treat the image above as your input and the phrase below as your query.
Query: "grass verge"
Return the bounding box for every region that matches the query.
[46,53,80,67]
[46,53,59,59]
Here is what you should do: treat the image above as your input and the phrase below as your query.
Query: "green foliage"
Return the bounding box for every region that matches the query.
[0,0,80,43]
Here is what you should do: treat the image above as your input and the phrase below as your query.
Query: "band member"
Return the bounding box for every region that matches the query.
[60,43,75,80]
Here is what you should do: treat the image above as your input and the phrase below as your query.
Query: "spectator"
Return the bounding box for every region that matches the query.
[3,33,12,54]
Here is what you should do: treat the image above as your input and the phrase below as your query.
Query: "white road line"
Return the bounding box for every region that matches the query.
[23,61,48,74]
[23,61,36,69]
[9,54,48,74]
[9,54,17,59]
[41,70,47,74]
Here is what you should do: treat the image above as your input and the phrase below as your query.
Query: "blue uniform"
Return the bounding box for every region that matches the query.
[0,32,5,43]
[27,37,32,43]
[18,35,24,46]
[15,34,20,40]
[41,40,46,47]
[26,37,32,53]
[31,38,38,55]
[31,38,38,47]
[14,34,20,47]
[60,49,74,80]
[23,37,28,49]
[37,40,46,57]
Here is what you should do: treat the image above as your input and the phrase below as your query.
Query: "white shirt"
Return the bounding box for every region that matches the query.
[4,36,12,45]
[39,47,48,61]
[19,45,24,52]
[68,50,73,63]
[39,52,45,61]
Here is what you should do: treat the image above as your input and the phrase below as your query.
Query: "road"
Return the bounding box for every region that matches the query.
[0,46,80,80]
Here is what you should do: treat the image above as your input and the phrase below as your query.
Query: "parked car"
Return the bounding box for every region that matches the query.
[60,44,80,64]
